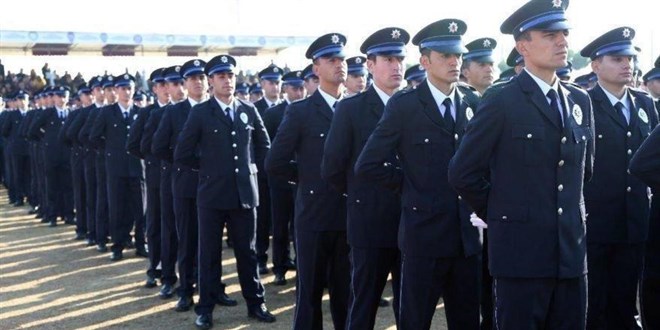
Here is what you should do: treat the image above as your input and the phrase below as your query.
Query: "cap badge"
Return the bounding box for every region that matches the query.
[622,28,631,39]
[124,74,129,79]
[355,57,362,64]
[194,60,200,66]
[273,67,279,73]
[391,29,401,39]
[448,22,458,34]
[483,39,492,48]
[221,56,228,63]
[174,66,180,72]
[331,34,340,44]
[552,0,562,8]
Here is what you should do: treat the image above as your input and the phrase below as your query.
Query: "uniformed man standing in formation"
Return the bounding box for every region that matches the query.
[449,0,596,328]
[322,26,409,329]
[266,33,351,329]
[2,90,31,208]
[301,63,319,96]
[461,37,497,95]
[344,56,368,97]
[262,70,305,285]
[579,27,659,329]
[174,54,275,329]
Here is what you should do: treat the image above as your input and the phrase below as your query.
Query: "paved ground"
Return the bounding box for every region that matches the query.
[0,187,448,329]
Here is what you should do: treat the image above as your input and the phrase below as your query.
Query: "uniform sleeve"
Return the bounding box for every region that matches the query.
[88,109,107,149]
[252,106,271,174]
[321,100,352,194]
[67,110,86,145]
[151,108,174,163]
[58,113,75,146]
[630,125,660,190]
[448,95,505,220]
[79,110,97,148]
[140,109,160,157]
[1,113,11,137]
[173,108,201,169]
[354,99,403,192]
[28,111,46,141]
[265,104,300,183]
[126,108,148,159]
[584,97,595,183]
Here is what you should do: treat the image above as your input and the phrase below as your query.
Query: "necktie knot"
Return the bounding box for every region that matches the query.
[332,101,338,110]
[546,89,559,100]
[615,101,629,125]
[224,107,232,121]
[546,89,565,127]
[442,98,455,131]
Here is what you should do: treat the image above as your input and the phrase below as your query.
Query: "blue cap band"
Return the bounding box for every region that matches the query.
[516,11,566,34]
[312,44,345,60]
[593,41,636,58]
[645,72,660,81]
[182,68,204,78]
[260,74,282,81]
[283,79,304,86]
[115,81,134,87]
[207,64,234,76]
[407,71,426,81]
[463,49,494,61]
[366,43,407,56]
[78,88,91,94]
[419,38,464,52]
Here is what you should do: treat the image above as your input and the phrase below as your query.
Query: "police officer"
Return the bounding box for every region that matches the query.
[630,123,660,330]
[235,82,250,102]
[302,63,319,96]
[142,65,182,298]
[449,1,595,328]
[27,89,50,221]
[404,65,426,90]
[69,76,105,247]
[507,47,525,75]
[579,26,659,329]
[126,68,169,288]
[249,83,264,104]
[574,72,597,90]
[262,70,305,285]
[556,61,572,81]
[252,64,284,274]
[174,54,275,329]
[89,74,144,261]
[323,27,410,329]
[266,33,350,330]
[355,19,481,329]
[461,38,497,95]
[1,90,31,207]
[643,58,660,100]
[20,91,41,215]
[345,56,368,96]
[79,76,112,252]
[29,86,75,227]
[60,84,92,240]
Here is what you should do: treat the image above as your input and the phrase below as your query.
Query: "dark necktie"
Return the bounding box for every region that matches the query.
[614,102,629,126]
[225,107,232,122]
[332,101,338,111]
[442,98,454,132]
[546,89,564,127]
[123,112,129,120]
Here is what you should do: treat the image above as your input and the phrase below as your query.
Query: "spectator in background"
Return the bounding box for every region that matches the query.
[0,59,5,79]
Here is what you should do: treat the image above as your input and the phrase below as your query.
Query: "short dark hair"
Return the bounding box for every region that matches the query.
[515,30,532,42]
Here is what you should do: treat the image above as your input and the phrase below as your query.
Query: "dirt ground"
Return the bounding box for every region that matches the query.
[0,187,448,329]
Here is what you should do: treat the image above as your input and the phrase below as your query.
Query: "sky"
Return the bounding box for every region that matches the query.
[1,0,658,78]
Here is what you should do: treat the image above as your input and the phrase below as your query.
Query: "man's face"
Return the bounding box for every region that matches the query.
[283,85,305,102]
[314,57,347,85]
[304,77,319,95]
[462,61,494,90]
[208,72,235,99]
[185,74,207,100]
[517,30,569,71]
[134,97,147,108]
[368,55,404,92]
[79,93,93,106]
[261,79,281,100]
[592,55,633,87]
[53,95,68,108]
[422,51,462,85]
[16,97,28,109]
[249,92,263,103]
[104,87,116,103]
[646,79,660,99]
[235,91,248,102]
[167,81,186,102]
[92,87,104,104]
[153,82,170,103]
[115,85,135,104]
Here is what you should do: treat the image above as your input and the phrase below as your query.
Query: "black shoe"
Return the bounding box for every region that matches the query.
[135,247,148,258]
[49,220,57,227]
[87,239,96,246]
[175,296,194,312]
[285,259,297,271]
[65,217,76,225]
[379,298,390,307]
[96,244,108,253]
[258,264,270,275]
[145,275,158,288]
[195,313,212,329]
[110,251,123,261]
[273,274,287,286]
[74,233,86,240]
[248,303,276,323]
[160,284,175,299]
[216,292,237,306]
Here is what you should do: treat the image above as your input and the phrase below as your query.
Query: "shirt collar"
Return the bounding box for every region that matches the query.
[265,97,280,108]
[317,87,342,110]
[188,97,201,108]
[525,68,559,98]
[118,102,131,113]
[598,82,630,109]
[214,96,235,111]
[94,102,105,108]
[372,83,394,106]
[427,81,456,108]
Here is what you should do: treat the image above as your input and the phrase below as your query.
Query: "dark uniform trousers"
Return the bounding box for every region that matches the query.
[585,86,658,330]
[89,104,144,252]
[28,108,74,221]
[255,98,274,269]
[61,110,87,235]
[322,87,403,329]
[630,121,660,330]
[448,71,595,330]
[143,106,177,285]
[174,97,270,316]
[151,100,198,297]
[355,82,482,330]
[2,111,30,204]
[263,102,297,276]
[128,103,163,278]
[265,91,350,330]
[80,106,108,244]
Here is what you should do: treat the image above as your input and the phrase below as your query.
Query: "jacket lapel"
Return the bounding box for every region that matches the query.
[417,81,446,130]
[311,91,333,122]
[592,85,628,130]
[517,71,562,130]
[365,87,384,120]
[211,97,233,127]
[454,88,468,132]
[627,89,641,130]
